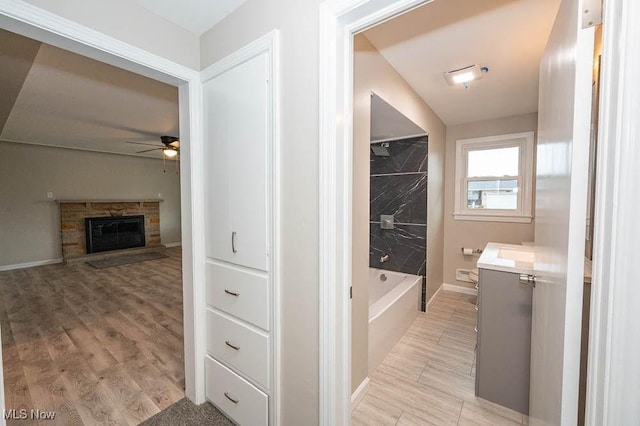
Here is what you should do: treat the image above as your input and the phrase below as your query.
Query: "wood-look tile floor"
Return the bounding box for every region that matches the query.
[353,291,529,426]
[0,248,185,425]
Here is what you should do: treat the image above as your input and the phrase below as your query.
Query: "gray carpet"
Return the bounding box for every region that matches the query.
[140,398,233,426]
[86,251,169,269]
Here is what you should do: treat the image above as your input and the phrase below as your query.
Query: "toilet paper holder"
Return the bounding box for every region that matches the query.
[461,247,483,255]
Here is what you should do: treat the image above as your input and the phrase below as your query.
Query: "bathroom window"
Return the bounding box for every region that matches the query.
[454,131,535,223]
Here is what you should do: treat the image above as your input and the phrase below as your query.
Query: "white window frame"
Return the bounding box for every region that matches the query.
[454,131,535,223]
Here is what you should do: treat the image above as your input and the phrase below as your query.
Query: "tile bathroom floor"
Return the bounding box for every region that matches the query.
[352,291,529,426]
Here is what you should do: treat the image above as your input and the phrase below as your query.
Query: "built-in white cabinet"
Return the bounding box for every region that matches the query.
[204,50,270,273]
[202,32,278,426]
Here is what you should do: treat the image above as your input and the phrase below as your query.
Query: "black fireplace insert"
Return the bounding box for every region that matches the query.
[85,215,145,254]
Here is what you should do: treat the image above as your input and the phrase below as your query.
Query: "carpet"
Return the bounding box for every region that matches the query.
[140,398,233,426]
[86,251,169,269]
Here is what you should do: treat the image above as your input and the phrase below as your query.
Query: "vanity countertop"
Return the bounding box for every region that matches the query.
[477,242,535,275]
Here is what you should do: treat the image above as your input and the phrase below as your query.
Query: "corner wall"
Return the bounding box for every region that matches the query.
[352,34,446,393]
[0,141,181,267]
[443,113,537,290]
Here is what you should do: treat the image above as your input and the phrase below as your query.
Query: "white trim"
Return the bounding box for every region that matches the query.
[319,1,436,425]
[454,131,535,221]
[442,282,479,296]
[350,377,370,411]
[163,242,182,248]
[586,0,640,424]
[452,214,533,223]
[370,132,428,143]
[0,0,205,406]
[0,258,63,272]
[426,283,444,310]
[200,30,281,426]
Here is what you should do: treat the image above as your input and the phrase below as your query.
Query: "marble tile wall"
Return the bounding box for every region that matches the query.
[370,136,428,309]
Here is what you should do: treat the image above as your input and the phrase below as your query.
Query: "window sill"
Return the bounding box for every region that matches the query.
[453,213,533,224]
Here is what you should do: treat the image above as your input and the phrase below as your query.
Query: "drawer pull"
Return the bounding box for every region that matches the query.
[474,305,478,311]
[224,289,240,296]
[225,341,240,351]
[474,325,478,333]
[224,392,239,404]
[232,231,238,253]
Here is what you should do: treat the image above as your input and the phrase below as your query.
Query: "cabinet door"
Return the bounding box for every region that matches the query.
[203,52,270,271]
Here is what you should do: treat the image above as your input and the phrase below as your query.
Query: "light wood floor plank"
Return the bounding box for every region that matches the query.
[0,248,185,425]
[353,291,526,425]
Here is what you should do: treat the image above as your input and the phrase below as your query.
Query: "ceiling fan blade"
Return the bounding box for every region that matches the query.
[136,147,163,154]
[126,140,163,147]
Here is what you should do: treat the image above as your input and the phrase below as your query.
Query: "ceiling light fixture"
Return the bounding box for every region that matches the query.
[444,65,489,87]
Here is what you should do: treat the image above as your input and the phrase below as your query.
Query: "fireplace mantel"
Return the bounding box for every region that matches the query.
[56,199,163,209]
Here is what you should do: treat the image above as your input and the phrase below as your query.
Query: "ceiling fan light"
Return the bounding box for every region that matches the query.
[163,148,178,158]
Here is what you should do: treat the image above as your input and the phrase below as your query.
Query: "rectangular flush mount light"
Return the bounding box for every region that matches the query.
[444,65,486,86]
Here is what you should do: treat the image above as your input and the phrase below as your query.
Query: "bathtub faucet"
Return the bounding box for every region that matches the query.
[380,253,390,263]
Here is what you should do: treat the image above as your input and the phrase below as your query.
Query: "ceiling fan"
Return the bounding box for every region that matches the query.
[126,136,180,158]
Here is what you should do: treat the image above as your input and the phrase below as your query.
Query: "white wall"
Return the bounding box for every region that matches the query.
[352,34,446,392]
[21,0,199,69]
[443,113,537,289]
[200,1,321,424]
[0,141,181,267]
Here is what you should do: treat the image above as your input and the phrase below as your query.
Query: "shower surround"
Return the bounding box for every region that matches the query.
[370,136,428,309]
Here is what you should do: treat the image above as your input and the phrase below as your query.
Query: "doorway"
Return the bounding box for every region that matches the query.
[0,1,205,420]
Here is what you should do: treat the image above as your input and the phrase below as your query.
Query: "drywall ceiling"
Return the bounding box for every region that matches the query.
[371,93,426,142]
[363,0,560,125]
[136,0,249,36]
[0,29,179,159]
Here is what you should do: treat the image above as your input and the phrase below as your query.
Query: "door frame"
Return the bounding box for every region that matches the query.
[0,0,207,416]
[586,0,640,423]
[318,1,434,424]
[318,0,635,425]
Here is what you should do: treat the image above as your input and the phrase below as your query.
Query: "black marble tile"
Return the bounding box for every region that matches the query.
[370,173,427,224]
[369,224,426,276]
[370,137,428,174]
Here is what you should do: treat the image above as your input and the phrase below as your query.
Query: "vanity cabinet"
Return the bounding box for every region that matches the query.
[202,34,277,426]
[475,268,532,415]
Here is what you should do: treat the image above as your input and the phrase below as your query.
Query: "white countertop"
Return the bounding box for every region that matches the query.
[477,242,535,275]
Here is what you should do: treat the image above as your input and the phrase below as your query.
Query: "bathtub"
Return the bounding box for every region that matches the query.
[368,267,422,374]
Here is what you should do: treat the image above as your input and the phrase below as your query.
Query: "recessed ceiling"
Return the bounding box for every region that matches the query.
[371,93,426,142]
[135,0,249,36]
[0,29,179,159]
[363,0,561,125]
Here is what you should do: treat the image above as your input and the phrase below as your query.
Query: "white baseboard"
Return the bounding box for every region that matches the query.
[442,282,478,296]
[351,377,370,411]
[163,242,182,248]
[426,283,444,311]
[0,258,63,272]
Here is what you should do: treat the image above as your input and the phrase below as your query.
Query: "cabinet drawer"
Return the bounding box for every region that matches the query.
[207,309,270,388]
[206,261,269,331]
[205,355,268,426]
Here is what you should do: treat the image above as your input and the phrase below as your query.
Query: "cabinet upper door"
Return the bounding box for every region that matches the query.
[203,52,270,272]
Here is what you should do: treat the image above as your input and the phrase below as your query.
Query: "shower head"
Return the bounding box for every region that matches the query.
[371,143,390,157]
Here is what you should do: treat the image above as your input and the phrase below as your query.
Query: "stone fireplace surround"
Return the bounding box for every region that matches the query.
[57,200,162,260]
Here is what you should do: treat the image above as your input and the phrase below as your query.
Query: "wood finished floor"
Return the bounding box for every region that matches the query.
[0,248,185,426]
[353,291,529,426]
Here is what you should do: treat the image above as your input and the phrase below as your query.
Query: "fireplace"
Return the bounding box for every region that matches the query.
[85,215,146,254]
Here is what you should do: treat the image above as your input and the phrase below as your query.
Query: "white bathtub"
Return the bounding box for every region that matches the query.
[368,267,422,374]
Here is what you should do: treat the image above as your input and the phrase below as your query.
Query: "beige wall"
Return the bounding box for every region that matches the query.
[443,113,538,290]
[352,35,446,392]
[0,141,181,267]
[21,0,199,69]
[200,1,321,423]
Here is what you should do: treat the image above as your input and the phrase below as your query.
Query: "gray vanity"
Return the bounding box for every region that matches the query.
[475,243,535,415]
